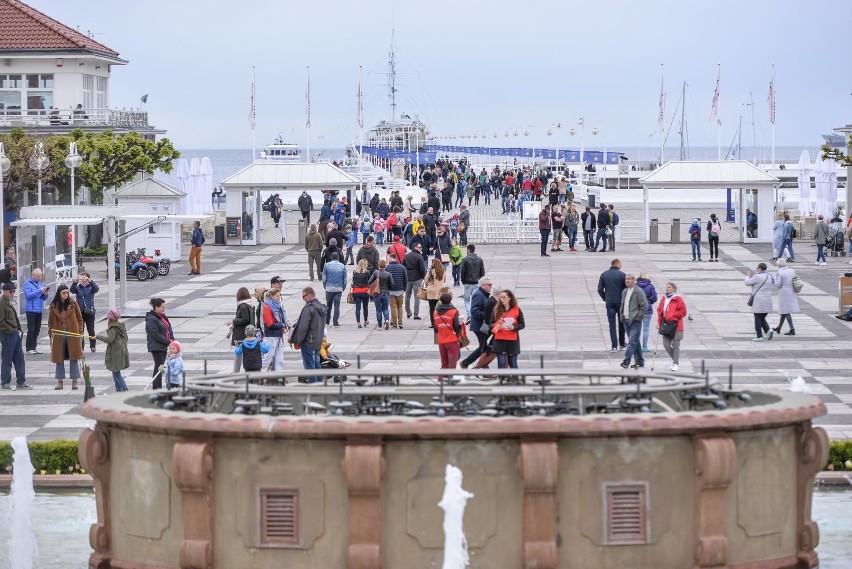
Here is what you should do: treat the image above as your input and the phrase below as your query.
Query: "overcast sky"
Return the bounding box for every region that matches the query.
[27,0,852,150]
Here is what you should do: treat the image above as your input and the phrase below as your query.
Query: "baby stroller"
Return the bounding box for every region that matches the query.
[321,338,351,382]
[828,228,846,257]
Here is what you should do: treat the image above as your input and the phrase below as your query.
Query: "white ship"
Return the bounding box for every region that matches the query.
[258,134,301,162]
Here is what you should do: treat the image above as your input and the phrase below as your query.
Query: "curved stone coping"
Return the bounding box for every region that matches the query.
[4,471,850,490]
[80,389,826,439]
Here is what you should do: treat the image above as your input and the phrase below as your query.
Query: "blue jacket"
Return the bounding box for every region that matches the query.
[345,230,358,248]
[319,204,332,221]
[23,277,48,313]
[469,286,490,333]
[597,267,626,304]
[234,337,270,356]
[191,227,205,246]
[69,281,99,312]
[165,355,184,386]
[636,278,657,315]
[385,261,407,293]
[322,260,347,292]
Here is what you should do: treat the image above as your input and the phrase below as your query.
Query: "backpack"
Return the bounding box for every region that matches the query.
[612,212,619,226]
[690,226,700,241]
[792,275,804,294]
[710,222,721,237]
[360,220,372,234]
[791,227,798,239]
[387,213,397,227]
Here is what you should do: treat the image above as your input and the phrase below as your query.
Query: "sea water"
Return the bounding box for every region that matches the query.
[0,486,848,567]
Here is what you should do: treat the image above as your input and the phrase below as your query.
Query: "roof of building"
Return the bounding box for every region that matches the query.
[639,160,780,189]
[113,177,186,199]
[221,162,359,187]
[0,0,121,58]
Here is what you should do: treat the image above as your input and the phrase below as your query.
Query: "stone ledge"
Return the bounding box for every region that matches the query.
[0,474,93,488]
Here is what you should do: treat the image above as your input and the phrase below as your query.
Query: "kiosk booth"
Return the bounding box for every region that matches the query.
[220,162,358,245]
[112,177,186,261]
[639,161,780,243]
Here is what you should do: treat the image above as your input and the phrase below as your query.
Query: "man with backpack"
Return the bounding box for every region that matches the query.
[706,213,721,262]
[688,218,703,261]
[607,205,620,252]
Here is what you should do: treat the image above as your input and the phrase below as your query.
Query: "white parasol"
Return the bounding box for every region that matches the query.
[200,157,214,214]
[175,158,191,214]
[796,150,811,216]
[188,157,202,216]
[825,157,838,219]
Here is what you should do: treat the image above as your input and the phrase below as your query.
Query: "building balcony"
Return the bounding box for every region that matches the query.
[0,106,164,137]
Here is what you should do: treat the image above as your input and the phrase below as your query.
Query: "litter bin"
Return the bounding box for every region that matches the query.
[840,274,852,313]
[671,218,681,244]
[214,225,225,245]
[297,219,307,243]
[650,218,659,243]
[588,191,597,209]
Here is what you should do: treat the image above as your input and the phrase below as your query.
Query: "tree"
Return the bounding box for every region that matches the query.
[821,134,852,168]
[0,128,180,206]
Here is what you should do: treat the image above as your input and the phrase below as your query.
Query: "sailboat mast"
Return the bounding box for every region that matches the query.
[679,81,687,161]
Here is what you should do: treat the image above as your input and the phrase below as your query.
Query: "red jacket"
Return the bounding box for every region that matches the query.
[388,242,406,263]
[493,306,524,341]
[434,306,462,344]
[657,294,687,331]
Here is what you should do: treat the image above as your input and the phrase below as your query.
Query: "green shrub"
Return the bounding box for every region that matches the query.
[0,440,85,475]
[827,439,852,471]
[81,245,108,257]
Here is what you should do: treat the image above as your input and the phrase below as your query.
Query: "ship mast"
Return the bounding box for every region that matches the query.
[388,30,397,122]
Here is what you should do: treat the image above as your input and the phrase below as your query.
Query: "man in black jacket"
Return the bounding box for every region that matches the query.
[459,244,485,321]
[319,238,342,272]
[403,244,427,319]
[459,276,492,369]
[423,207,438,238]
[409,227,432,263]
[289,287,327,383]
[297,191,314,223]
[597,258,626,351]
[593,203,610,252]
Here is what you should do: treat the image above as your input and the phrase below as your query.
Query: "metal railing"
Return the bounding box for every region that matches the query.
[0,107,149,128]
[141,367,753,418]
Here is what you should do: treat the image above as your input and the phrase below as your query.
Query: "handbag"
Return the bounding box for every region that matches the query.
[369,278,382,298]
[457,222,466,232]
[659,320,677,338]
[347,291,355,304]
[791,275,804,294]
[459,334,470,348]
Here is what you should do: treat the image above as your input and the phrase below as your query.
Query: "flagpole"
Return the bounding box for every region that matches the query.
[770,64,776,168]
[357,65,364,215]
[306,65,311,163]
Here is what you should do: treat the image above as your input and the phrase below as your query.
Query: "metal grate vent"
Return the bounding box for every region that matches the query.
[606,484,647,545]
[261,489,299,546]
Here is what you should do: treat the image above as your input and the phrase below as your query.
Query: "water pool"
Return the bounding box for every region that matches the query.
[1,488,849,567]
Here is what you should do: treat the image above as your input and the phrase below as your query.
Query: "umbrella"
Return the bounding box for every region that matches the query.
[175,159,190,214]
[825,157,838,219]
[200,157,214,214]
[796,150,811,216]
[188,157,202,216]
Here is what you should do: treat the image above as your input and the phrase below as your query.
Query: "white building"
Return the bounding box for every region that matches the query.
[0,0,163,138]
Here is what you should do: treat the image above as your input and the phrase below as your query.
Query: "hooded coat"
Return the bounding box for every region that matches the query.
[745,271,774,314]
[97,321,130,372]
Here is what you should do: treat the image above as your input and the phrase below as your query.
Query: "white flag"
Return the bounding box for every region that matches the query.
[657,74,665,134]
[248,66,256,130]
[709,67,721,125]
[767,67,776,125]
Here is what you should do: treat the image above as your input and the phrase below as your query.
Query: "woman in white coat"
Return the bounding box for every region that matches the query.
[744,262,775,342]
[772,258,799,335]
[770,214,785,261]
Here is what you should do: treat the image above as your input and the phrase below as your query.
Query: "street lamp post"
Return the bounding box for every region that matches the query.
[65,142,82,271]
[29,141,48,206]
[569,117,586,185]
[547,122,561,174]
[0,143,10,268]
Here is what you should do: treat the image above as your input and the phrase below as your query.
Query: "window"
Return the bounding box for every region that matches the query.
[605,484,647,545]
[26,91,52,111]
[96,77,107,108]
[0,75,22,89]
[82,75,93,109]
[260,488,299,546]
[0,91,21,111]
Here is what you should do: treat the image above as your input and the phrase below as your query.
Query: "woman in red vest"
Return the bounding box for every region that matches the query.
[491,289,525,369]
[433,292,465,377]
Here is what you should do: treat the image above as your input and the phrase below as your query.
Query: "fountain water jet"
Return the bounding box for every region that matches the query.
[8,436,37,569]
[439,464,473,569]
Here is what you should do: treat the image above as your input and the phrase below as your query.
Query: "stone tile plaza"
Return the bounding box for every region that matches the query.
[2,239,850,442]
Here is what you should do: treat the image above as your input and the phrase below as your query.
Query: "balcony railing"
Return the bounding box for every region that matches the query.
[0,107,149,129]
